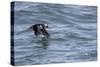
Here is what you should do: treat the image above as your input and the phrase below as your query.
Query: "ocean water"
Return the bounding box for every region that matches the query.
[11,1,97,66]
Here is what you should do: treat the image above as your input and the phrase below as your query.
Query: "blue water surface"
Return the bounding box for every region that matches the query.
[12,1,97,66]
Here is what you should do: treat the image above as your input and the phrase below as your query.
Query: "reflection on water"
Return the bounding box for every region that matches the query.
[12,1,97,66]
[32,37,49,49]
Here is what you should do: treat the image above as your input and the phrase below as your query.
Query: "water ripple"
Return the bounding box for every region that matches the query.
[12,2,97,66]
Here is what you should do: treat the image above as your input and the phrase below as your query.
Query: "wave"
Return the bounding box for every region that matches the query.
[12,2,97,65]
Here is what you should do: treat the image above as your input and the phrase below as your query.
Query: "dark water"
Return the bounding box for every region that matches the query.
[12,1,97,66]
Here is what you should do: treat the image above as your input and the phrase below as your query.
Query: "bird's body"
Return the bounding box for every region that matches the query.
[29,24,49,37]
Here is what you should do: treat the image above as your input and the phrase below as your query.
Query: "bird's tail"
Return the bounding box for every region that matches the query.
[16,26,33,35]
